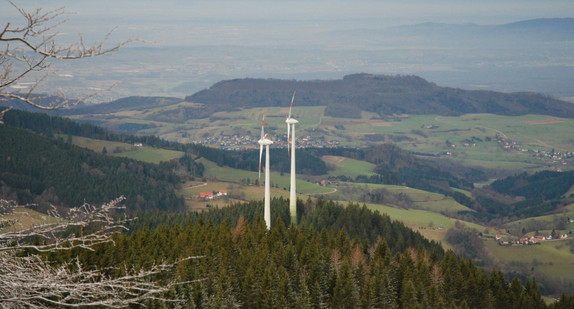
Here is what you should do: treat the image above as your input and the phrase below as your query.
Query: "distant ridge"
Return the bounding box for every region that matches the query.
[392,18,574,41]
[186,73,574,119]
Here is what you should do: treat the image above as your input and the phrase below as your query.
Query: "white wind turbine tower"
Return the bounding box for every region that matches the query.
[285,91,298,225]
[258,112,273,229]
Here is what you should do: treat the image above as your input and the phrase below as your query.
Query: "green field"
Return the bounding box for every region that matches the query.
[64,135,184,164]
[323,155,377,178]
[198,158,333,195]
[485,239,574,281]
[0,207,62,233]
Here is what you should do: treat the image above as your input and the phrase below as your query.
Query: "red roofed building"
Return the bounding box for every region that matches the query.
[199,192,214,200]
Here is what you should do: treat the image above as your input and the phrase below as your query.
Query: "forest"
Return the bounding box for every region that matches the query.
[37,199,574,308]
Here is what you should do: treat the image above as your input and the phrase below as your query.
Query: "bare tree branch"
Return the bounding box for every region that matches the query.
[0,1,135,110]
[0,197,203,308]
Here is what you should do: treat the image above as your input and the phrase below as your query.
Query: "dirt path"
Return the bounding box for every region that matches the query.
[185,182,207,189]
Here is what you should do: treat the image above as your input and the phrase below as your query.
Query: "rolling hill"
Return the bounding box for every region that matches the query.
[5,73,572,123]
[185,73,574,119]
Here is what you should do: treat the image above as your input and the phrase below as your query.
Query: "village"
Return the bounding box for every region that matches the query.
[442,132,574,166]
[495,133,574,166]
[196,133,340,150]
[497,232,570,246]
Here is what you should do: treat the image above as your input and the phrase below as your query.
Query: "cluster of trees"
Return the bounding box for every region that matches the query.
[311,144,473,195]
[4,109,185,151]
[32,199,574,308]
[450,169,574,224]
[489,171,574,200]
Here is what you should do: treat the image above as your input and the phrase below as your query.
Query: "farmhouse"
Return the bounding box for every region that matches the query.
[199,192,214,200]
[198,190,228,201]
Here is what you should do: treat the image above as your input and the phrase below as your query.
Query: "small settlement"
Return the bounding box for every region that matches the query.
[497,232,569,246]
[198,190,228,201]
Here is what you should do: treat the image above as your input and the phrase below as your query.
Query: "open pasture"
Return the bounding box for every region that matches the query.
[66,135,184,164]
[367,114,574,170]
[69,102,574,172]
[328,182,472,213]
[198,158,333,195]
[323,155,377,178]
[118,147,183,164]
[362,202,483,245]
[0,207,62,233]
[485,238,574,281]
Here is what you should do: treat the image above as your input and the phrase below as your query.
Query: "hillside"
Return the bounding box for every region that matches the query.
[0,125,184,212]
[185,73,574,119]
[35,200,569,307]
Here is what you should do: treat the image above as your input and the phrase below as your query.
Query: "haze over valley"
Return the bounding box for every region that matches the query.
[3,0,574,101]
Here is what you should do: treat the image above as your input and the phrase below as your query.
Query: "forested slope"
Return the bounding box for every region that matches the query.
[185,73,574,118]
[0,125,183,212]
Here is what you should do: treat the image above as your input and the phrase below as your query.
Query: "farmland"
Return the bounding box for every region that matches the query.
[69,107,574,172]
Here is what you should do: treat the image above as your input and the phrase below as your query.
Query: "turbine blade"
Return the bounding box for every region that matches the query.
[261,111,266,139]
[259,144,263,183]
[288,91,296,119]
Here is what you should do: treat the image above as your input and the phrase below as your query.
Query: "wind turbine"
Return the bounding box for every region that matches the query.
[285,91,298,225]
[258,112,273,229]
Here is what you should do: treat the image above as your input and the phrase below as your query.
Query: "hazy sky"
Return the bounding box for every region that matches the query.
[4,0,574,46]
[7,0,570,22]
[3,0,574,98]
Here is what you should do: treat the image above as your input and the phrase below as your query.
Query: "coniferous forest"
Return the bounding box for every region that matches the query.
[43,200,574,308]
[0,124,184,212]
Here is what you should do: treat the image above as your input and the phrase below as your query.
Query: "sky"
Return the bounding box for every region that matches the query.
[4,0,574,45]
[2,0,574,99]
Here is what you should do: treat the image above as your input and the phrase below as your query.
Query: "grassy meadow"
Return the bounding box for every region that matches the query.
[63,135,184,164]
[0,207,62,233]
[485,238,574,281]
[198,158,333,196]
[323,155,377,178]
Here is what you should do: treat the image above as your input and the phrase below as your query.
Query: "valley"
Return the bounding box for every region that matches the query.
[3,74,574,302]
[68,105,574,172]
[54,131,574,296]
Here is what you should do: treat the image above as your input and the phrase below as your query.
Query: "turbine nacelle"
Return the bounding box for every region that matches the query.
[286,118,299,125]
[258,138,273,146]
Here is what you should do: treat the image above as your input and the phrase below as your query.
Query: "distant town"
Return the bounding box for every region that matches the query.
[443,131,574,167]
[196,134,341,150]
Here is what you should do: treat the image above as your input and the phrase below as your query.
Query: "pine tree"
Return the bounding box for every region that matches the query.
[331,258,359,308]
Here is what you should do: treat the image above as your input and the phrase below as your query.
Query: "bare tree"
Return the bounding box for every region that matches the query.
[0,197,201,308]
[0,0,133,111]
